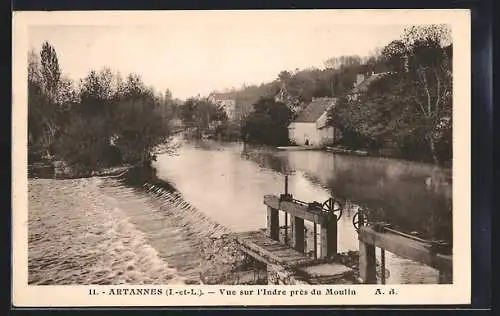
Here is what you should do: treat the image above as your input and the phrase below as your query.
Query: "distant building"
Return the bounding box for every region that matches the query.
[208,93,236,120]
[348,72,391,101]
[288,97,339,146]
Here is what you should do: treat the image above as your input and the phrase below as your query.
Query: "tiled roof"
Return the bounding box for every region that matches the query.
[350,72,391,94]
[294,97,336,123]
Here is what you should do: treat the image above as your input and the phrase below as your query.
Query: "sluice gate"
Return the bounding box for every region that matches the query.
[230,175,355,285]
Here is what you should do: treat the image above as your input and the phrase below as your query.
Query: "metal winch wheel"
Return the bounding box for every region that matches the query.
[321,197,343,221]
[352,209,369,233]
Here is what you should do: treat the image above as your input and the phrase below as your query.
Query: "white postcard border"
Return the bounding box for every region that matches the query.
[12,9,471,307]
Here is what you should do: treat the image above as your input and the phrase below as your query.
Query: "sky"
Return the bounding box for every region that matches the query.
[28,14,407,100]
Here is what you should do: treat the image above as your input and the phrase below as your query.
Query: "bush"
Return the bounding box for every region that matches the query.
[53,116,114,175]
[215,121,241,141]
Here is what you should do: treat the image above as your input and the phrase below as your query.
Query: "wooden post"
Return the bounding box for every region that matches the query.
[313,223,318,259]
[284,175,289,195]
[267,206,279,241]
[290,216,304,253]
[284,213,288,245]
[320,215,337,258]
[380,248,386,285]
[438,267,453,284]
[359,240,377,284]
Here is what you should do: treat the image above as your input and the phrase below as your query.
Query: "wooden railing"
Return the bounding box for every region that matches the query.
[358,226,453,284]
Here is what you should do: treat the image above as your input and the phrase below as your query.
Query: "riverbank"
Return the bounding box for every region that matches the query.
[277,144,451,167]
[28,160,134,180]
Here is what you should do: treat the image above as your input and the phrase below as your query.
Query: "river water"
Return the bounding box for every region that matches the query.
[28,138,452,285]
[153,139,453,284]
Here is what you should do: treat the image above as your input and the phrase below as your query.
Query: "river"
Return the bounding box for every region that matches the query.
[153,138,452,284]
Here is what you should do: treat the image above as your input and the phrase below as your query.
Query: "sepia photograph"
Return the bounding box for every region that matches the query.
[12,10,471,306]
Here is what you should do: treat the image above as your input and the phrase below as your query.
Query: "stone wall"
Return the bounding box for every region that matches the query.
[266,264,309,285]
[199,235,267,285]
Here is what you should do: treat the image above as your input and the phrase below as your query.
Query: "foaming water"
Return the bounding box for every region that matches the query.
[28,176,228,285]
[98,180,230,284]
[28,178,186,285]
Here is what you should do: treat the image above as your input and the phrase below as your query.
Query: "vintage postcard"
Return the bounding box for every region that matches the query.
[12,9,471,307]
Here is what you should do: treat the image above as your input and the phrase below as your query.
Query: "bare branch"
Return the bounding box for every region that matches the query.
[416,67,431,117]
[434,68,441,115]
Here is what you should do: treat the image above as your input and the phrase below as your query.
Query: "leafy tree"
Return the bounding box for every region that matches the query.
[40,41,61,103]
[214,120,241,141]
[180,97,228,136]
[328,25,452,164]
[112,85,170,166]
[330,74,431,159]
[28,43,66,161]
[241,97,292,146]
[54,115,115,175]
[324,55,362,70]
[383,25,452,164]
[28,77,52,161]
[29,41,174,174]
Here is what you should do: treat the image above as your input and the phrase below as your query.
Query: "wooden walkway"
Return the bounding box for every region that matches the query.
[232,230,315,268]
[232,230,354,284]
[230,190,354,285]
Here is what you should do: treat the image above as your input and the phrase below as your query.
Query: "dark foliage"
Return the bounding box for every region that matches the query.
[28,42,173,175]
[241,97,292,146]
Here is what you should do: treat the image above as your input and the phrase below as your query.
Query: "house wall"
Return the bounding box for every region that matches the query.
[289,122,340,147]
[219,99,236,120]
[289,122,320,146]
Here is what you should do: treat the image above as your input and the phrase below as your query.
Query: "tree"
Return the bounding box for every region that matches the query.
[381,40,408,72]
[113,90,170,166]
[330,74,432,159]
[28,48,42,83]
[324,55,362,70]
[55,115,113,174]
[180,97,228,136]
[327,25,452,164]
[382,25,452,164]
[241,97,292,146]
[28,73,52,161]
[28,41,176,174]
[77,68,118,121]
[40,41,61,104]
[28,43,65,161]
[164,89,173,102]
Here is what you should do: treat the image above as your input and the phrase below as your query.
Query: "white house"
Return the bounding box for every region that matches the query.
[208,93,236,120]
[288,97,339,146]
[288,73,391,147]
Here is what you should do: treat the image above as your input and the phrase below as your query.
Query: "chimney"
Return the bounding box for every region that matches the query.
[356,73,365,86]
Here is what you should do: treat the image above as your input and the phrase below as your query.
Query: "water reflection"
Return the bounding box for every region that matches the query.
[154,139,452,284]
[241,143,452,242]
